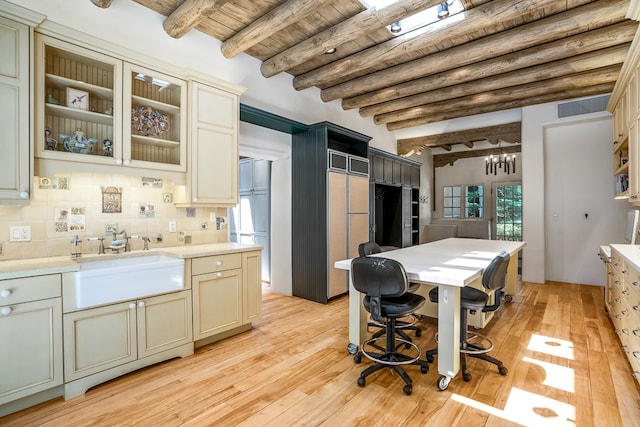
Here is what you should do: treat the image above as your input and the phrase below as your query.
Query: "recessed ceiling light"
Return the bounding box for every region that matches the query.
[325,48,337,54]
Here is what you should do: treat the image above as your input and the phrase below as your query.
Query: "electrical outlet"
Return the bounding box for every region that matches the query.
[169,221,177,232]
[10,226,31,242]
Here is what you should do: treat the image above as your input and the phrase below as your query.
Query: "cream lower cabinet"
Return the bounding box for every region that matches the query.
[0,274,62,415]
[63,290,193,398]
[191,250,262,341]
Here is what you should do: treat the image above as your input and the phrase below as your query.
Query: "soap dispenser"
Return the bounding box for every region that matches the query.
[70,234,82,258]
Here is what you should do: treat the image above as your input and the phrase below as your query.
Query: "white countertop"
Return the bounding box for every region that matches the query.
[335,238,525,287]
[0,242,261,280]
[611,244,640,271]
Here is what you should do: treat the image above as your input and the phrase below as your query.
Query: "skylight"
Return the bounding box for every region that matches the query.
[360,0,464,35]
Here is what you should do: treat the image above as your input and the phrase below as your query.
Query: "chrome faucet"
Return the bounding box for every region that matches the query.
[70,235,82,258]
[88,236,105,254]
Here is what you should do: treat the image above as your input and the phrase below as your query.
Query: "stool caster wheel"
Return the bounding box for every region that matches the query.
[404,342,412,349]
[505,294,513,302]
[354,354,362,364]
[426,354,434,363]
[421,365,429,374]
[462,372,472,382]
[437,375,450,391]
[415,329,422,337]
[347,342,358,355]
[498,366,508,375]
[403,384,412,395]
[357,377,366,387]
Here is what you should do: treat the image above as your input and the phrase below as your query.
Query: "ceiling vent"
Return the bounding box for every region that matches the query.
[557,94,610,119]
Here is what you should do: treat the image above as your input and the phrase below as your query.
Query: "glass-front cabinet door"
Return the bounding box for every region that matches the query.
[123,63,186,172]
[35,35,122,166]
[35,34,186,172]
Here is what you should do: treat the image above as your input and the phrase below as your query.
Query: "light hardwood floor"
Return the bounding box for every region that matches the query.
[2,281,640,426]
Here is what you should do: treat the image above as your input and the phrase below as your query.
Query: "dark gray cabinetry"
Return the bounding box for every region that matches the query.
[292,122,371,304]
[368,147,421,248]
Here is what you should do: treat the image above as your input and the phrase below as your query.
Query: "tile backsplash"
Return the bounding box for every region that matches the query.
[0,172,229,260]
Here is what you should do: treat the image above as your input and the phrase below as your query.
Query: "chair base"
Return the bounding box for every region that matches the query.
[426,328,507,383]
[355,321,429,395]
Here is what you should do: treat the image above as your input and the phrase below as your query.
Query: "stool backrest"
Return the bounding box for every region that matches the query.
[351,256,408,298]
[358,241,382,257]
[482,251,510,291]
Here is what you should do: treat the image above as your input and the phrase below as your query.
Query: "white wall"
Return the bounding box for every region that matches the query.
[543,115,627,285]
[522,105,627,284]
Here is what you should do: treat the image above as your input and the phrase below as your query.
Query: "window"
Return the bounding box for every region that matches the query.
[443,185,461,218]
[465,185,483,218]
[494,183,522,241]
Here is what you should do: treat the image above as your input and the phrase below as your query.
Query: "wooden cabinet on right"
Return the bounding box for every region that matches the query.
[608,247,640,386]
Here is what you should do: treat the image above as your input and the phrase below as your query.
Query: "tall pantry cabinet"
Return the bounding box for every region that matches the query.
[292,122,371,304]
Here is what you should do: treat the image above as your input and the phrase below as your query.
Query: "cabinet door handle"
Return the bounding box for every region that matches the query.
[129,303,136,309]
[216,261,223,266]
[0,289,11,298]
[138,301,145,308]
[216,272,223,278]
[1,306,11,315]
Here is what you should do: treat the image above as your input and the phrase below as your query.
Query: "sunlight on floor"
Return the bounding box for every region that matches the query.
[453,388,576,427]
[452,333,577,426]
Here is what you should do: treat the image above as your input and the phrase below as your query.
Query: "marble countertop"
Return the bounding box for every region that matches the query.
[0,242,261,280]
[610,244,640,271]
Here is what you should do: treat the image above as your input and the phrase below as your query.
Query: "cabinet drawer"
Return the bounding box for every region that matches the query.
[0,274,61,305]
[191,253,242,275]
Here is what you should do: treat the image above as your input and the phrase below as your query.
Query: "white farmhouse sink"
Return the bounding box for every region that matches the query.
[73,254,185,308]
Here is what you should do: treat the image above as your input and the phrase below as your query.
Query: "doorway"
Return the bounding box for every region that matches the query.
[229,158,272,283]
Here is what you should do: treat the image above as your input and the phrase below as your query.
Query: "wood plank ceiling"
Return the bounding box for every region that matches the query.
[94,0,637,155]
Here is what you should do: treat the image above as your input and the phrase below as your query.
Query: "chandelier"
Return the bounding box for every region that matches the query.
[485,152,516,175]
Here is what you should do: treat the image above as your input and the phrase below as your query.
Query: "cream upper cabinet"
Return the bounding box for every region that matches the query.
[0,15,32,204]
[35,35,122,167]
[35,34,187,175]
[178,81,240,206]
[122,63,187,172]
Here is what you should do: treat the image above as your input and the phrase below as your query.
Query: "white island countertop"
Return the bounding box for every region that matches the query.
[0,242,261,280]
[335,237,525,287]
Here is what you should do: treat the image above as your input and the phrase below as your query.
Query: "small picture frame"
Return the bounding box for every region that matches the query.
[66,87,89,111]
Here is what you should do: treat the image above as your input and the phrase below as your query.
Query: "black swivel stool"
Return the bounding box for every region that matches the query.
[358,242,422,341]
[426,251,511,389]
[351,256,430,395]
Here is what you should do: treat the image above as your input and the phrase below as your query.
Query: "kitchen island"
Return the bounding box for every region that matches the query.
[335,237,525,390]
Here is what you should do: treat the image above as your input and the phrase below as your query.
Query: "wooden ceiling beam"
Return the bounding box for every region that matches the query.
[433,145,521,168]
[316,0,629,101]
[380,65,620,126]
[259,0,440,77]
[372,52,626,124]
[163,0,233,39]
[347,22,635,112]
[221,0,330,58]
[389,82,615,132]
[90,0,112,8]
[397,123,521,156]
